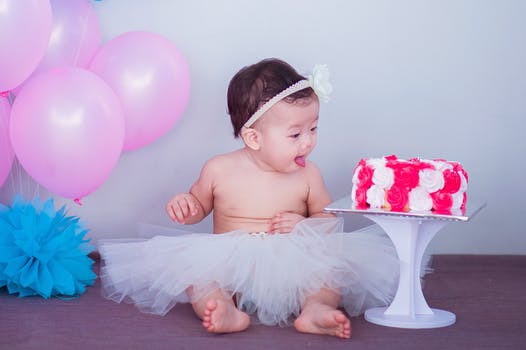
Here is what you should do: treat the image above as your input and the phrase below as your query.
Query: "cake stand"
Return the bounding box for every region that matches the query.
[324,196,486,329]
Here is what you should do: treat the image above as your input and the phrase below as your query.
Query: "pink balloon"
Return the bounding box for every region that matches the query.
[0,0,53,92]
[89,31,191,151]
[0,97,14,188]
[9,67,125,199]
[13,0,101,94]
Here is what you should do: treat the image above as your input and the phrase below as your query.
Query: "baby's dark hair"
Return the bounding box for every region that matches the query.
[227,58,315,137]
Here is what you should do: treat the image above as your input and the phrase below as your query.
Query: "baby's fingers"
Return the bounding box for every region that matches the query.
[166,199,182,222]
[269,219,292,234]
[184,197,199,216]
[167,197,193,224]
[269,212,305,234]
[168,201,187,224]
[166,203,177,222]
[275,224,293,234]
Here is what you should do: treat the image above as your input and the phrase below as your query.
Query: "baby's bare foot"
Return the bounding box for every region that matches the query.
[294,303,351,339]
[202,299,250,333]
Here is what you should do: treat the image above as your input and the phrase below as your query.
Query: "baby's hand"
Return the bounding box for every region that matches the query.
[268,212,305,234]
[166,193,200,224]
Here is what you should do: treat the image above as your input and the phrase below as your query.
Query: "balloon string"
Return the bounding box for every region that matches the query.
[74,198,83,206]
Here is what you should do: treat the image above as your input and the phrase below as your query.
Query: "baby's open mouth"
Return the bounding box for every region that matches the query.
[294,156,306,167]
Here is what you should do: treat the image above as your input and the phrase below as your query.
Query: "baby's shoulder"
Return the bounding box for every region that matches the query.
[304,160,322,176]
[202,151,242,173]
[301,161,326,186]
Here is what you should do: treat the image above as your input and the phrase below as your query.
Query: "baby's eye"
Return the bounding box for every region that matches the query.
[310,126,318,132]
[289,133,301,139]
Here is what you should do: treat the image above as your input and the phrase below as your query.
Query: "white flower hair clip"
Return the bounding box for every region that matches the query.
[308,64,332,103]
[243,64,332,128]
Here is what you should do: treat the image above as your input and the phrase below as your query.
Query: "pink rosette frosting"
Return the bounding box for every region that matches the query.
[351,160,374,208]
[387,159,420,191]
[442,169,461,194]
[352,161,373,189]
[430,190,453,213]
[352,186,368,208]
[451,161,469,183]
[386,184,409,212]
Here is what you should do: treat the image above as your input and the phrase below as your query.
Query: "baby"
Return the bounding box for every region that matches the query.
[167,58,348,337]
[99,58,398,340]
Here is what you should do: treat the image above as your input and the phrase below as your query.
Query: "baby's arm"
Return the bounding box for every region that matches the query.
[268,163,334,233]
[166,159,216,225]
[305,163,336,218]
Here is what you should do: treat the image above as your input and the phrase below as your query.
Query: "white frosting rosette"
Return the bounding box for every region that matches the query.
[429,160,454,172]
[366,158,386,169]
[451,192,464,209]
[371,165,394,189]
[408,186,433,211]
[458,171,468,192]
[366,185,385,208]
[351,185,358,202]
[419,168,445,193]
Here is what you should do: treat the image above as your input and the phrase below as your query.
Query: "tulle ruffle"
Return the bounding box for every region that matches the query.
[99,218,399,326]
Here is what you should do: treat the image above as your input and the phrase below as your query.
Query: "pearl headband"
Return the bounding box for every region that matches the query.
[243,64,332,128]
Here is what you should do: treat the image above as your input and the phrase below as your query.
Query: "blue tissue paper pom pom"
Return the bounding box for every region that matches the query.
[0,196,96,298]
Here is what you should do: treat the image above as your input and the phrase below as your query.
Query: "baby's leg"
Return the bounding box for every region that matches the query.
[188,287,250,333]
[294,288,351,339]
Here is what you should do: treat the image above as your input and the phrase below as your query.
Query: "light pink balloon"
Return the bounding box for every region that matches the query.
[0,97,14,188]
[0,0,52,92]
[13,0,101,94]
[10,67,125,199]
[89,31,191,151]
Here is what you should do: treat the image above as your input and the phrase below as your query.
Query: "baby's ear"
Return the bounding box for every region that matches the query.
[240,128,261,150]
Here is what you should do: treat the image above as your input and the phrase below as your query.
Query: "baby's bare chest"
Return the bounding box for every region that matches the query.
[213,172,309,216]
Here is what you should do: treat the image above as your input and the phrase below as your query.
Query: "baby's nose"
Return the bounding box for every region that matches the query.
[301,134,313,148]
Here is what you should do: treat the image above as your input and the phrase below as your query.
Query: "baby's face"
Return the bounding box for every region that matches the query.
[256,97,320,173]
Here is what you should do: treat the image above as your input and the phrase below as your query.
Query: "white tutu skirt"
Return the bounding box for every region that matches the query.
[99,218,400,326]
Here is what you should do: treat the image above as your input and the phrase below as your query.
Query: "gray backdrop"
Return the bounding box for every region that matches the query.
[1,0,525,254]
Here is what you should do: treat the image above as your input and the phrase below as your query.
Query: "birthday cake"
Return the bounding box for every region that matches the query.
[351,155,468,213]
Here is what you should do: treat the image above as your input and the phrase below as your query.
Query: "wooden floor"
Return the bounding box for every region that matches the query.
[2,255,525,350]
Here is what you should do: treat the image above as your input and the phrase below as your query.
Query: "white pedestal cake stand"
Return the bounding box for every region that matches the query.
[325,196,486,329]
